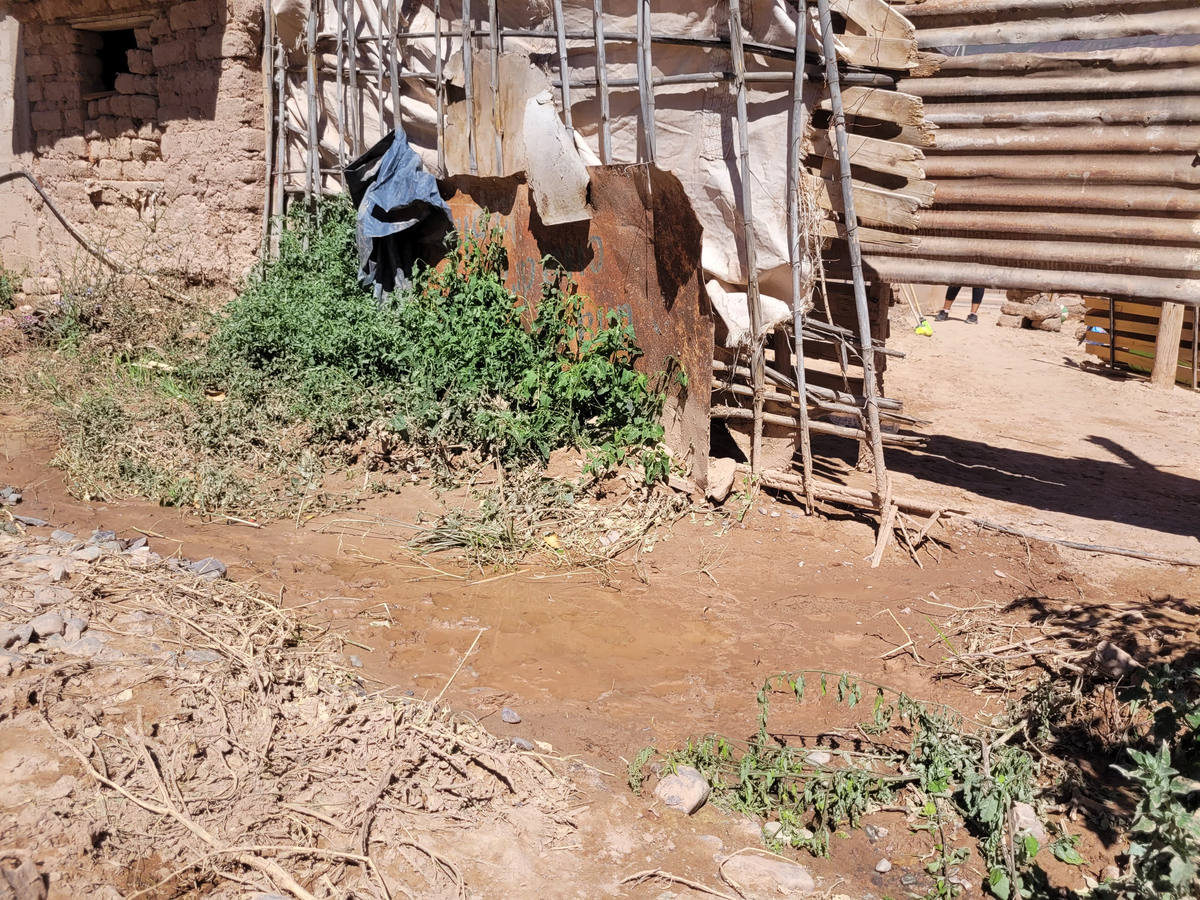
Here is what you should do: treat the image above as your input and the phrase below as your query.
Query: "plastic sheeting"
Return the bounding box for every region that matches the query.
[343,128,453,294]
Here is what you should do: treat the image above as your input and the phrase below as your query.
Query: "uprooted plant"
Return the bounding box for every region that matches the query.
[25,197,674,521]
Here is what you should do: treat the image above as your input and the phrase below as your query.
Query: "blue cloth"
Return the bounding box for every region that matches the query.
[344,128,452,295]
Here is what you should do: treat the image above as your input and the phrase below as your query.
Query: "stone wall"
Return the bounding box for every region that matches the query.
[1,0,265,292]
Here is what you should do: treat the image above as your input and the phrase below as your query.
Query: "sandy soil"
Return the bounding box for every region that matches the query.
[886,288,1200,571]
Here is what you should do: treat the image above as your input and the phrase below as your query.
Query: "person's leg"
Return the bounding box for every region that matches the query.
[937,285,960,321]
[966,286,984,324]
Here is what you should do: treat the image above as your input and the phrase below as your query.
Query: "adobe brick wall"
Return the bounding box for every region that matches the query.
[2,0,266,291]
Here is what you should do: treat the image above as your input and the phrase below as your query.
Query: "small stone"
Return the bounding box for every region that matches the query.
[126,536,148,551]
[705,457,738,504]
[49,562,67,583]
[901,873,920,887]
[71,546,102,562]
[757,507,768,516]
[512,737,534,751]
[0,650,27,676]
[654,765,710,815]
[763,821,785,840]
[189,557,227,580]
[45,774,79,800]
[30,612,66,638]
[182,649,221,664]
[13,515,47,527]
[62,633,122,660]
[1148,589,1171,602]
[501,707,522,724]
[1102,865,1120,882]
[14,624,33,647]
[864,824,889,842]
[51,530,75,544]
[876,859,892,873]
[63,618,88,642]
[349,655,364,668]
[770,511,780,518]
[0,629,16,649]
[806,750,831,766]
[1008,802,1047,846]
[88,530,117,545]
[1094,641,1139,679]
[719,853,814,897]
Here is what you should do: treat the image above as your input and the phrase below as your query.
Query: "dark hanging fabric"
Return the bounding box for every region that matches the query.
[344,128,453,296]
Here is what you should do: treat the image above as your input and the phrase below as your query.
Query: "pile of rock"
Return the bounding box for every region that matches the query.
[996,290,1090,332]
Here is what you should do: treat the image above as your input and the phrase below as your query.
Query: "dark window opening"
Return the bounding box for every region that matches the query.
[98,29,137,92]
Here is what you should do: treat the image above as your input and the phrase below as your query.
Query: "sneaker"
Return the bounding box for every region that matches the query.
[966,313,979,324]
[934,310,949,322]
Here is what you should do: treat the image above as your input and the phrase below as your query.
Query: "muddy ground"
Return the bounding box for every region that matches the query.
[3,301,1200,899]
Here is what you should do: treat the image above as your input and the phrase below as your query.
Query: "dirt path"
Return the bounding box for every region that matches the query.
[886,289,1200,572]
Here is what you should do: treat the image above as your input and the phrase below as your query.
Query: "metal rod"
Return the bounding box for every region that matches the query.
[553,0,573,132]
[305,3,319,203]
[463,0,477,174]
[347,0,359,156]
[636,0,655,162]
[489,0,502,173]
[816,0,890,511]
[728,0,764,472]
[434,0,446,176]
[787,0,813,512]
[376,0,386,137]
[593,0,611,162]
[261,0,274,247]
[389,0,402,133]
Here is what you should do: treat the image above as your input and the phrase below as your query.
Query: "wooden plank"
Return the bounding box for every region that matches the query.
[1152,302,1188,388]
[1086,300,1199,320]
[830,0,916,41]
[807,172,922,229]
[838,35,918,70]
[1085,343,1195,384]
[914,9,1200,49]
[809,130,926,180]
[820,219,920,246]
[1084,328,1196,357]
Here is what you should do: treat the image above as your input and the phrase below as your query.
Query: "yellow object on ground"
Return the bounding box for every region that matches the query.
[915,319,933,336]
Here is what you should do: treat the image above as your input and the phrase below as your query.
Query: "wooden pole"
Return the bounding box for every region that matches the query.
[389,0,402,133]
[728,0,765,473]
[816,0,892,563]
[489,0,502,173]
[787,0,813,512]
[553,0,573,132]
[1151,301,1186,389]
[273,41,286,221]
[1193,312,1198,391]
[636,0,655,162]
[261,0,274,247]
[348,0,359,157]
[1108,296,1117,369]
[376,0,386,137]
[593,0,612,163]
[434,0,445,176]
[305,3,319,203]
[462,0,477,174]
[336,0,346,178]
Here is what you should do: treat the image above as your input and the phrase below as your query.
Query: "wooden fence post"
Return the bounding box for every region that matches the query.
[1151,301,1185,388]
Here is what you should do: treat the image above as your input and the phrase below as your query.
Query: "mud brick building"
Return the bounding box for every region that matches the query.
[0,0,266,289]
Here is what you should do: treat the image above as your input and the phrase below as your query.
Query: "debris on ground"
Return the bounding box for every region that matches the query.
[654,765,710,815]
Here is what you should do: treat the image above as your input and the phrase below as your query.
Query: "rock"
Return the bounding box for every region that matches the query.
[252,895,291,900]
[1028,300,1060,323]
[61,633,122,661]
[0,629,16,650]
[1008,802,1047,846]
[44,774,79,800]
[14,624,33,647]
[1102,865,1120,882]
[720,853,814,897]
[512,737,534,751]
[87,530,117,545]
[182,649,222,664]
[1034,317,1061,333]
[48,562,67,583]
[71,546,102,562]
[126,536,148,551]
[1148,589,1171,602]
[876,859,893,873]
[189,557,227,580]
[63,618,87,642]
[654,765,710,815]
[806,750,831,766]
[901,873,920,887]
[1094,640,1140,679]
[757,507,768,516]
[996,314,1026,328]
[864,824,889,842]
[1006,289,1041,302]
[1000,301,1035,317]
[501,707,522,724]
[706,457,738,504]
[12,516,48,527]
[0,852,44,900]
[349,655,364,668]
[50,530,75,544]
[30,612,66,639]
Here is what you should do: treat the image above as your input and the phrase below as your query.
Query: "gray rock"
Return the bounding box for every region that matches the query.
[30,612,66,639]
[705,457,738,504]
[901,873,920,887]
[13,515,47,527]
[501,707,522,724]
[126,536,148,551]
[252,894,291,900]
[189,557,227,580]
[512,737,534,751]
[51,530,75,544]
[64,618,87,642]
[1094,641,1139,679]
[49,562,67,583]
[61,633,122,661]
[99,541,122,552]
[14,624,33,647]
[349,655,364,668]
[71,546,102,562]
[0,629,17,650]
[719,854,814,897]
[654,765,710,815]
[1008,802,1047,846]
[864,824,889,842]
[87,530,117,545]
[876,859,893,873]
[806,750,831,766]
[183,649,222,664]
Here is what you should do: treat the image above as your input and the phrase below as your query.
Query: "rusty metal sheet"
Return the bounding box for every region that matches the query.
[441,165,714,487]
